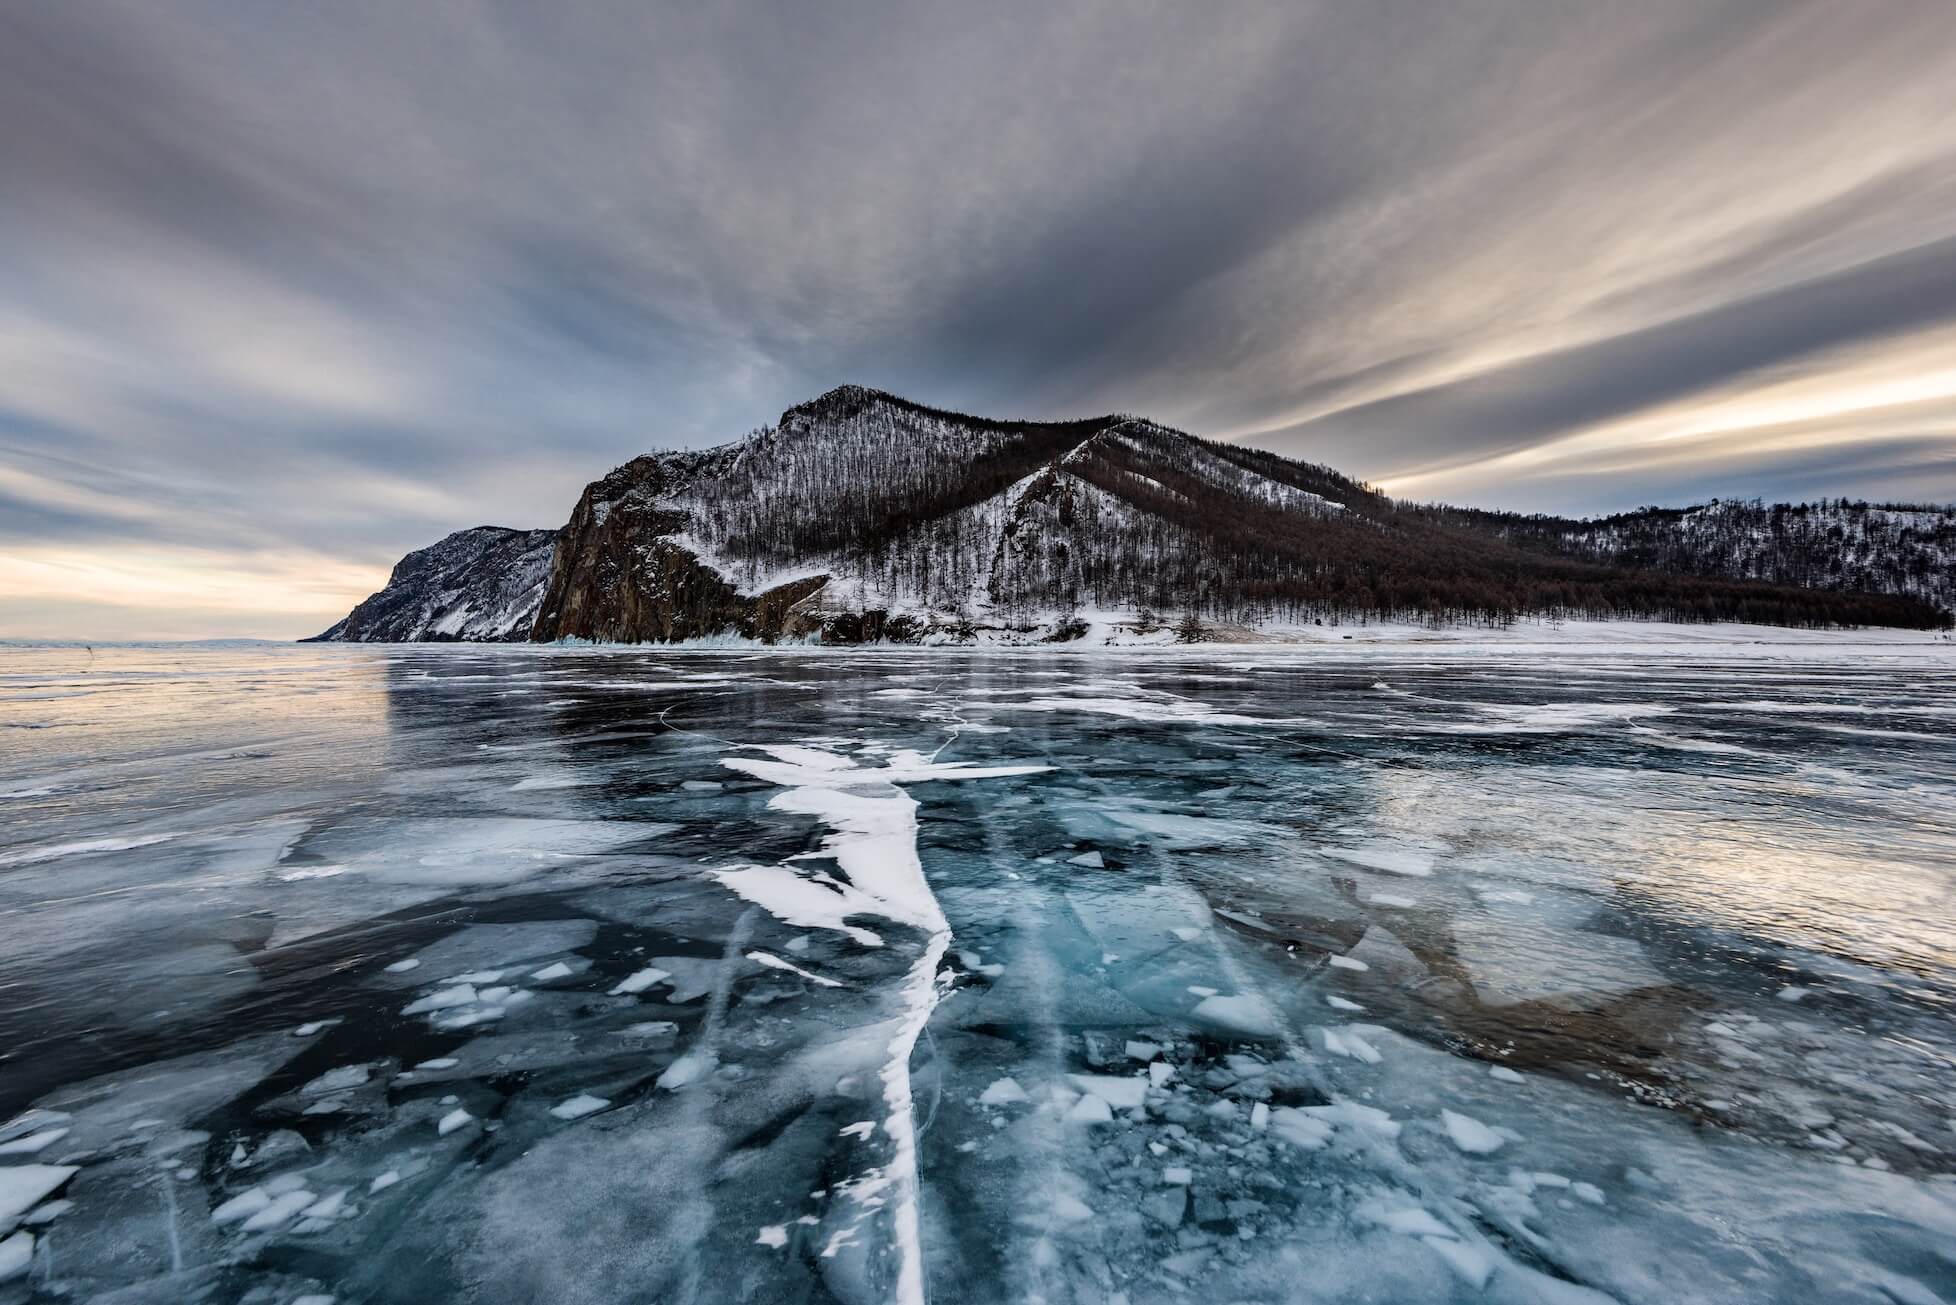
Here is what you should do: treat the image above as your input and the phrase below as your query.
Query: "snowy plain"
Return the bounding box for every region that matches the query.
[0,637,1953,1303]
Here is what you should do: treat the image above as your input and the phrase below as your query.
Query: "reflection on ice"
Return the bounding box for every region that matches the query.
[0,642,1953,1303]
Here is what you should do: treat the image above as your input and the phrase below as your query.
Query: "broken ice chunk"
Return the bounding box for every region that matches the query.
[240,1188,315,1231]
[657,1049,714,1089]
[1066,1074,1148,1110]
[1367,893,1417,908]
[369,1171,401,1193]
[1489,1065,1524,1084]
[1067,850,1105,868]
[292,1020,338,1037]
[609,966,671,995]
[617,1021,679,1039]
[301,1190,348,1219]
[300,1065,371,1096]
[0,1127,68,1156]
[756,1224,788,1247]
[979,1077,1030,1106]
[1321,846,1435,877]
[0,1233,33,1284]
[1170,926,1202,942]
[1320,1027,1382,1063]
[1250,1101,1270,1131]
[437,1108,473,1136]
[1325,995,1363,1012]
[211,1189,270,1227]
[1066,1095,1114,1125]
[21,1200,72,1226]
[1300,1099,1401,1139]
[1361,1202,1455,1240]
[1162,1167,1193,1185]
[384,959,421,973]
[549,1094,610,1121]
[416,1057,459,1071]
[1327,955,1368,972]
[1149,1062,1176,1088]
[1124,1040,1161,1061]
[0,1166,76,1225]
[1440,1109,1504,1154]
[531,962,574,981]
[0,1110,70,1145]
[1267,1109,1333,1151]
[1192,993,1282,1036]
[402,984,477,1015]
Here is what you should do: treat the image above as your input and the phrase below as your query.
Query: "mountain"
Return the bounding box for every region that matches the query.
[307,525,558,642]
[1410,498,1956,615]
[316,386,1952,643]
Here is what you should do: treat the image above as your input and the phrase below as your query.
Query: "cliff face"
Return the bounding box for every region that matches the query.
[307,526,557,642]
[526,454,833,643]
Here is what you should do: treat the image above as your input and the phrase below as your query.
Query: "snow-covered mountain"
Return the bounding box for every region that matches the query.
[308,526,558,642]
[317,386,1953,643]
[1464,500,1956,614]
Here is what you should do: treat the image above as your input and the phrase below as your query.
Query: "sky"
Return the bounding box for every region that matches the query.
[4,1,1956,640]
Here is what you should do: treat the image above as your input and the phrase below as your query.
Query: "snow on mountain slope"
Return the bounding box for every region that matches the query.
[308,526,558,642]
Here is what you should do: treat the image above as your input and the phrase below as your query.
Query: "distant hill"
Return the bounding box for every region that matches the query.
[311,386,1952,643]
[1408,499,1956,615]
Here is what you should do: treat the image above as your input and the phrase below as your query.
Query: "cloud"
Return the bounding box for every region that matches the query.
[1,0,1954,635]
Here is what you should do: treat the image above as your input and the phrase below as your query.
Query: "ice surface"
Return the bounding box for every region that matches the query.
[5,644,1955,1305]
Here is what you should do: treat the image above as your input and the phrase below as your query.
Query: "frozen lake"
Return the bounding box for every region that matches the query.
[2,641,1954,1303]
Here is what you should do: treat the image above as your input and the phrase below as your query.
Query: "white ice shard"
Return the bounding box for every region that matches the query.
[1192,993,1282,1036]
[978,1077,1030,1106]
[402,984,477,1015]
[437,1108,473,1135]
[0,1166,77,1225]
[549,1094,610,1121]
[609,966,671,995]
[1065,1074,1148,1110]
[1321,845,1435,877]
[0,1232,33,1283]
[241,1189,315,1231]
[0,1128,68,1156]
[1066,1094,1114,1125]
[1439,1109,1505,1154]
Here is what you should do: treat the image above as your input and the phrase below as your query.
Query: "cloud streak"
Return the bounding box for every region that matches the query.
[2,0,1954,636]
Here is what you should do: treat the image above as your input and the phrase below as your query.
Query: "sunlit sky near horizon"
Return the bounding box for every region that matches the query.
[4,1,1956,640]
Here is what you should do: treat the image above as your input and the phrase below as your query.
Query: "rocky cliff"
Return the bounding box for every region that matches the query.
[307,526,557,642]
